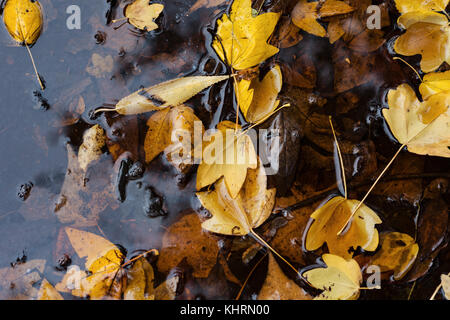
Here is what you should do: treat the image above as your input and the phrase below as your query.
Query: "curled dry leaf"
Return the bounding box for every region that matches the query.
[78,125,106,172]
[212,0,281,70]
[3,0,43,45]
[258,253,311,300]
[368,232,419,281]
[197,158,276,236]
[110,75,229,115]
[37,279,64,300]
[196,121,258,198]
[235,64,282,123]
[157,213,220,278]
[303,254,362,300]
[124,0,164,31]
[305,196,382,258]
[144,105,203,173]
[384,83,450,158]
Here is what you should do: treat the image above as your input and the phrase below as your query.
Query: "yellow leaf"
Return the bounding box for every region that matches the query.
[125,0,164,31]
[397,10,448,29]
[419,70,450,99]
[319,0,355,18]
[394,0,449,14]
[37,279,64,300]
[78,125,106,172]
[197,158,275,236]
[196,121,258,198]
[394,20,450,73]
[236,64,282,123]
[292,0,326,37]
[303,254,362,300]
[305,196,382,258]
[258,253,311,300]
[384,83,450,157]
[110,75,229,115]
[212,0,280,70]
[144,105,204,173]
[369,232,419,280]
[3,0,43,45]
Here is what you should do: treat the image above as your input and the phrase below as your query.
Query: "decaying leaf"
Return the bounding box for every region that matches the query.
[0,259,46,300]
[369,232,419,280]
[305,196,382,258]
[303,254,362,300]
[144,105,203,173]
[236,64,282,123]
[196,121,258,198]
[37,279,64,300]
[157,213,220,278]
[108,75,229,115]
[86,53,114,78]
[188,0,227,15]
[258,253,311,300]
[3,0,43,45]
[124,0,164,31]
[123,257,155,300]
[291,0,354,37]
[197,158,276,236]
[384,83,450,158]
[78,125,106,172]
[212,0,281,70]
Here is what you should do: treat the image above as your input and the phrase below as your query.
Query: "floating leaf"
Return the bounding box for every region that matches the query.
[258,253,311,300]
[123,257,155,300]
[394,0,449,14]
[419,70,450,99]
[305,196,382,258]
[197,158,275,236]
[78,125,106,172]
[196,121,258,198]
[384,83,450,157]
[144,105,204,173]
[124,0,164,31]
[441,274,450,300]
[3,0,43,45]
[37,279,64,300]
[303,254,362,300]
[104,75,229,115]
[212,0,281,70]
[369,232,419,280]
[236,64,282,123]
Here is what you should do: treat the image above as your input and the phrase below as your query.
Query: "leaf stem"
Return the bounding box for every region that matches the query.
[25,44,44,90]
[329,116,347,199]
[235,252,267,300]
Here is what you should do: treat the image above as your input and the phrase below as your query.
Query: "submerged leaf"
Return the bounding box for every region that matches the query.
[37,279,64,300]
[111,75,229,114]
[124,0,164,31]
[303,254,362,300]
[369,232,419,280]
[212,0,281,70]
[3,0,43,45]
[258,253,311,300]
[78,125,106,172]
[305,196,382,258]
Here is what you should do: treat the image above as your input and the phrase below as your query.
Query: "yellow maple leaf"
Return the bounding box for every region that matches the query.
[419,69,450,99]
[384,83,450,157]
[197,158,275,236]
[212,0,281,70]
[235,64,282,123]
[303,254,362,300]
[305,196,382,258]
[196,121,257,198]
